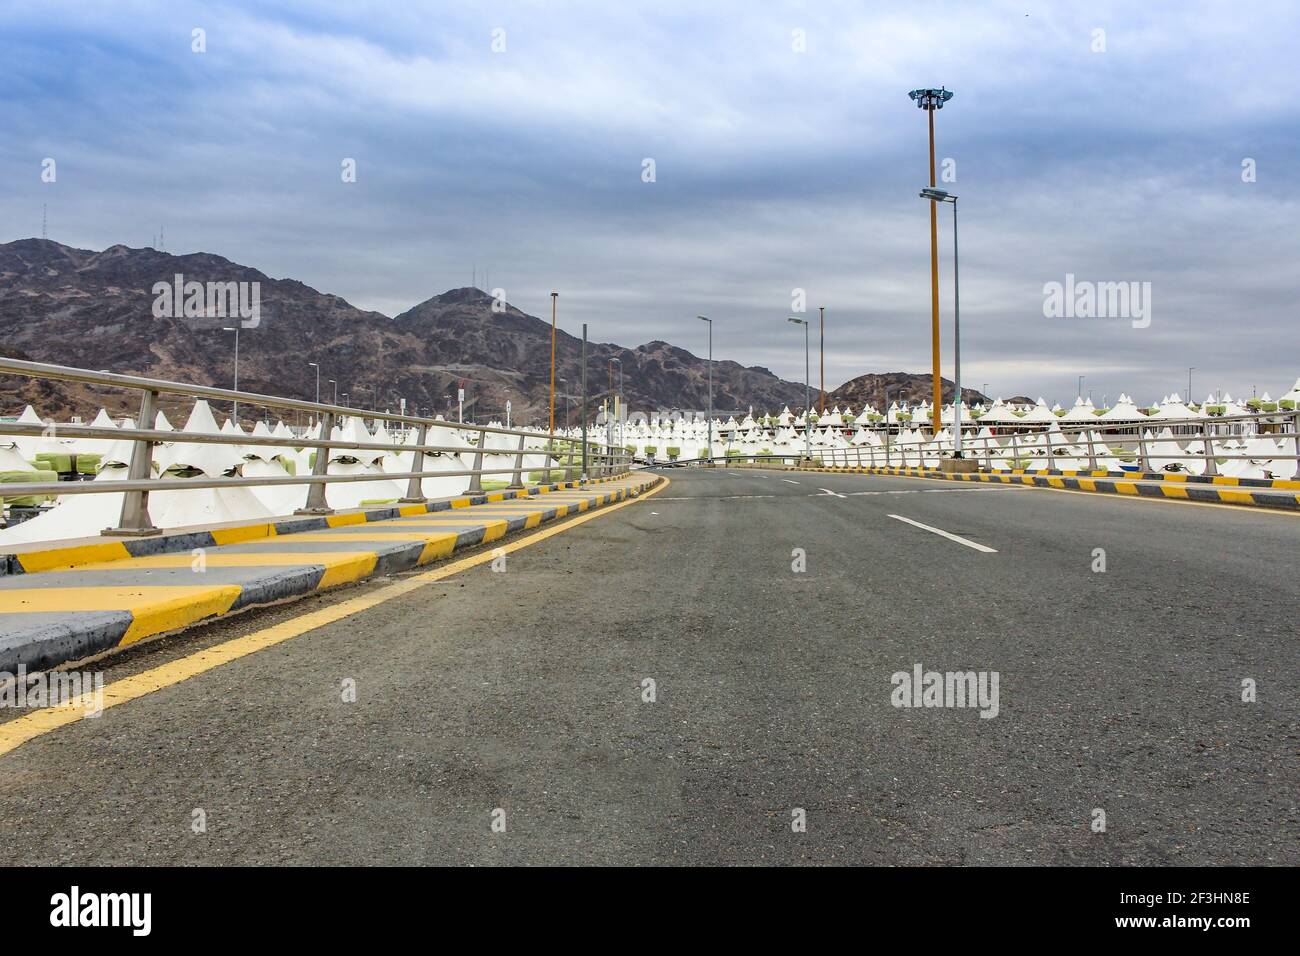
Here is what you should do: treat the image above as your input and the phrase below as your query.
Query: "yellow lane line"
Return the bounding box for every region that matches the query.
[0,476,666,758]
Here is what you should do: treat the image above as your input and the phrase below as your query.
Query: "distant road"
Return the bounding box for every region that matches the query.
[0,468,1295,864]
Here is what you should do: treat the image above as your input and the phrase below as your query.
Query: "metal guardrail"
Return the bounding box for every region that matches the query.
[655,410,1300,479]
[0,355,632,536]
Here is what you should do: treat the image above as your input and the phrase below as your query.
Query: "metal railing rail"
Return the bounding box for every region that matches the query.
[0,355,631,536]
[656,410,1300,479]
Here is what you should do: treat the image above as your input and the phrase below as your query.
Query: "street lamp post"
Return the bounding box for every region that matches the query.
[549,291,558,435]
[909,87,954,442]
[581,323,588,479]
[698,315,713,462]
[610,357,623,454]
[329,379,337,406]
[222,326,240,423]
[1188,367,1196,404]
[308,361,320,425]
[919,186,962,457]
[819,306,825,416]
[788,317,811,460]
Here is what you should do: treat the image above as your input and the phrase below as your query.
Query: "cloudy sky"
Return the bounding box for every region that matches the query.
[3,1,1298,406]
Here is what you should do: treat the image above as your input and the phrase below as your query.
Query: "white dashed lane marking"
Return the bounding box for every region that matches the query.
[887,514,998,553]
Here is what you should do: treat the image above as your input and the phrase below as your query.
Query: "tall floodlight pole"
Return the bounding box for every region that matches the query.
[909,87,953,439]
[581,323,588,479]
[549,292,558,435]
[698,315,713,463]
[788,317,811,460]
[222,326,240,423]
[919,187,961,457]
[1188,367,1195,403]
[818,306,825,415]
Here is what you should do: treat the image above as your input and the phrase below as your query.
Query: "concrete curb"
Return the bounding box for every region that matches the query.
[0,474,629,576]
[782,464,1300,511]
[0,473,659,673]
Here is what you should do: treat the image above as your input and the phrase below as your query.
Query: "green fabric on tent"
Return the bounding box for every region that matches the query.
[1,468,59,506]
[34,452,74,474]
[76,452,103,475]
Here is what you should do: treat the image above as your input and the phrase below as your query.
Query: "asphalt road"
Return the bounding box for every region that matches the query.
[0,468,1295,865]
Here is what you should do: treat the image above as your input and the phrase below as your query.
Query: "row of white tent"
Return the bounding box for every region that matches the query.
[0,402,565,546]
[599,417,1296,480]
[601,382,1300,480]
[607,383,1300,436]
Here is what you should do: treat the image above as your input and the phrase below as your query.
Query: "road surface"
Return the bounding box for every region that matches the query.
[0,468,1295,865]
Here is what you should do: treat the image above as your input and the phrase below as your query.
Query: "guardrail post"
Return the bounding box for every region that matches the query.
[509,433,527,489]
[541,433,553,484]
[296,411,335,514]
[1135,430,1152,473]
[103,389,161,536]
[1200,421,1218,477]
[1043,427,1056,470]
[1293,411,1300,475]
[467,428,486,493]
[401,422,429,502]
[885,427,891,466]
[563,440,578,481]
[1083,427,1099,470]
[1009,433,1021,469]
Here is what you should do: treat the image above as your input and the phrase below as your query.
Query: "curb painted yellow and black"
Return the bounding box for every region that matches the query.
[780,463,1300,511]
[0,474,629,577]
[0,473,658,673]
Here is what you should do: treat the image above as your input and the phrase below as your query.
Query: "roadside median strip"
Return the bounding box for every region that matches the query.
[0,473,658,672]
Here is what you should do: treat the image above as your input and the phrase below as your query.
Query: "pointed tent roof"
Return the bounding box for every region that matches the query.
[155,400,245,476]
[1021,399,1056,423]
[1061,397,1099,422]
[1099,393,1146,421]
[1151,394,1196,419]
[978,399,1021,425]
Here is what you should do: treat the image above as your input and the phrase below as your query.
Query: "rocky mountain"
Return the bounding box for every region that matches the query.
[827,371,988,413]
[0,238,808,425]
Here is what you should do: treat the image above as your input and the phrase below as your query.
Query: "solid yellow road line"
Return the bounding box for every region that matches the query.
[0,477,665,758]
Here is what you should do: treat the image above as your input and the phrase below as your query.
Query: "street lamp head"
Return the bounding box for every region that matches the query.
[787,316,806,325]
[697,314,710,322]
[222,326,237,332]
[919,187,954,202]
[909,87,954,110]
